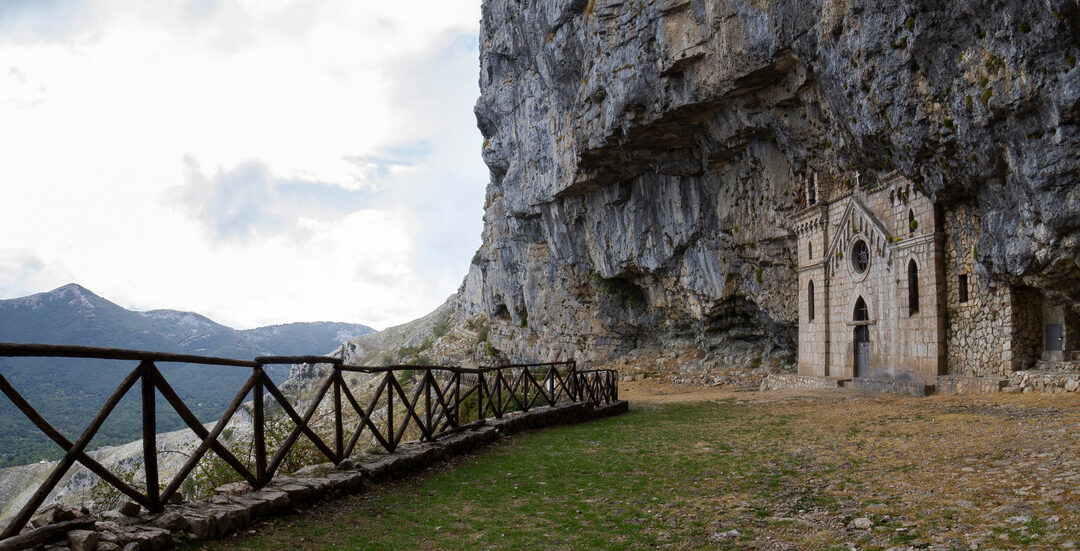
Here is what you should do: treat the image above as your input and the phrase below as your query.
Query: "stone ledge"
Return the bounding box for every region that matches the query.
[936,375,1007,395]
[592,400,630,417]
[26,399,627,551]
[850,377,934,397]
[760,373,847,391]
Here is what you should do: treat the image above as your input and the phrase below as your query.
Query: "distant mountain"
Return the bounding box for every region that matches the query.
[240,322,379,358]
[0,283,374,357]
[0,284,374,467]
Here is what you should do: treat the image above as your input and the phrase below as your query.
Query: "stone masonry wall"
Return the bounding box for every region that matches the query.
[944,204,1025,376]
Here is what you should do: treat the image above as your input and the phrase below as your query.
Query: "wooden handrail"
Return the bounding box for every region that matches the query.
[0,342,259,367]
[255,355,343,365]
[0,343,618,541]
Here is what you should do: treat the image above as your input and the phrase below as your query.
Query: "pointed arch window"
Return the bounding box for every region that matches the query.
[909,209,918,234]
[808,280,815,322]
[908,259,919,315]
[854,296,868,322]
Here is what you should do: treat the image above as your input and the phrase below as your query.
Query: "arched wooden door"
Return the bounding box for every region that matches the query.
[853,297,869,377]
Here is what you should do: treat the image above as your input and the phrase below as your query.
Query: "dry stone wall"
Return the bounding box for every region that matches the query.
[943,204,1042,376]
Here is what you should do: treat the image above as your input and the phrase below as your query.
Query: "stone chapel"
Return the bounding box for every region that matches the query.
[792,171,1079,394]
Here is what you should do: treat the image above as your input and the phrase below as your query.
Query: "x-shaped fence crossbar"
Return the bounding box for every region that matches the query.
[0,343,619,543]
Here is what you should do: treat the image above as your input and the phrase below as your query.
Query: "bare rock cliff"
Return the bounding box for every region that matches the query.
[455,0,1080,376]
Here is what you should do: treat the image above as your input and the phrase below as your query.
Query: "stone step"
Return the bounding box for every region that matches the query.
[936,375,1007,395]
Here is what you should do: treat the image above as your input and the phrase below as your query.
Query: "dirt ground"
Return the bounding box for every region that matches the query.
[619,378,744,403]
[622,379,1080,550]
[619,377,842,404]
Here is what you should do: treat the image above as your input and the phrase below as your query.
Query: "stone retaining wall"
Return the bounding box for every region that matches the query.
[1006,371,1080,394]
[21,400,629,551]
[935,375,1007,395]
[759,373,844,391]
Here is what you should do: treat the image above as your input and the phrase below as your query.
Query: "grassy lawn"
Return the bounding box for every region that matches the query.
[194,391,1080,550]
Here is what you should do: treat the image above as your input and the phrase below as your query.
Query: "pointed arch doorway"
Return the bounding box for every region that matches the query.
[853,297,870,377]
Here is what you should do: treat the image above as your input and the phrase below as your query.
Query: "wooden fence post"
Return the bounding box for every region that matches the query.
[521,368,529,412]
[495,368,504,418]
[253,368,267,486]
[386,372,395,452]
[477,372,485,420]
[571,361,580,401]
[334,367,344,461]
[452,371,461,427]
[424,371,433,438]
[140,361,161,512]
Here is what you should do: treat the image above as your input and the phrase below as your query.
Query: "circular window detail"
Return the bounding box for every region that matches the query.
[851,239,870,274]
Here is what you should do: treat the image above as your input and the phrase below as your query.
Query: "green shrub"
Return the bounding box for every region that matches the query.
[405,355,431,366]
[588,273,646,308]
[88,463,141,513]
[432,317,451,338]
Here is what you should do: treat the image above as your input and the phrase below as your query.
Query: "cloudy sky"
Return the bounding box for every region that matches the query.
[0,0,488,330]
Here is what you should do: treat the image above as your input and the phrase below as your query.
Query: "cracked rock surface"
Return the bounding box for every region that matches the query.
[455,0,1080,372]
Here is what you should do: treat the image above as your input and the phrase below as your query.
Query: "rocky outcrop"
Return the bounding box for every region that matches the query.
[456,0,1080,374]
[319,295,503,379]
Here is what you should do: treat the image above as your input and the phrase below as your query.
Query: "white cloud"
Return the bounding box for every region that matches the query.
[0,0,487,330]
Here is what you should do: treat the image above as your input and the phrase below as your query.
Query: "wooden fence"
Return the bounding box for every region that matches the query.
[0,342,619,541]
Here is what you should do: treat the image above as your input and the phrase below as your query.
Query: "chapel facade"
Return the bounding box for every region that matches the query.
[792,171,1078,391]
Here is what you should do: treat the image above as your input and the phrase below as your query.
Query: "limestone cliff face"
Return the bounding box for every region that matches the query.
[460,0,1080,374]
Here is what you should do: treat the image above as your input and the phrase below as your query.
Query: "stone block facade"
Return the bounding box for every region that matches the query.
[794,172,943,384]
